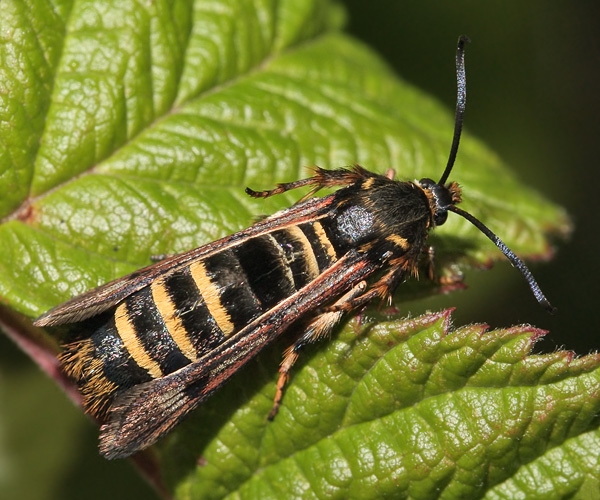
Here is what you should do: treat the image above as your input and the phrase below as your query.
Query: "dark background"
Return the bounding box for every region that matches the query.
[1,2,598,499]
[344,1,599,353]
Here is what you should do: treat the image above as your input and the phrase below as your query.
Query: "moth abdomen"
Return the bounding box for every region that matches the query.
[59,218,346,418]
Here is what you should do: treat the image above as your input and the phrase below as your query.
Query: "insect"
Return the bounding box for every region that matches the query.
[34,36,554,460]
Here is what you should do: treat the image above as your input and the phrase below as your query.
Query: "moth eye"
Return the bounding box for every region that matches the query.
[435,211,448,226]
[419,177,435,189]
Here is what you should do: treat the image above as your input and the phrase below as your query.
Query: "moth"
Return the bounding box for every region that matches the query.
[34,36,553,459]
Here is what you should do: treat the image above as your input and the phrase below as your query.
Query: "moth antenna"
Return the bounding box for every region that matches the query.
[448,205,555,313]
[439,35,470,186]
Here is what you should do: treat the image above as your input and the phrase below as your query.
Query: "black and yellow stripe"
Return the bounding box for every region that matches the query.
[116,288,191,376]
[271,226,320,289]
[151,278,197,362]
[63,218,346,415]
[159,267,225,355]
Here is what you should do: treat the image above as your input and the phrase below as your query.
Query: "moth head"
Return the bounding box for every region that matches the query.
[425,35,554,313]
[417,178,462,227]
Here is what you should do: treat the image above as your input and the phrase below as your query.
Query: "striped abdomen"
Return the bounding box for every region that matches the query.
[61,218,345,417]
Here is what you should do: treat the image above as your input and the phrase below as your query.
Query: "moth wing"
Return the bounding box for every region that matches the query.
[98,253,376,459]
[34,246,215,327]
[99,372,198,459]
[34,196,334,327]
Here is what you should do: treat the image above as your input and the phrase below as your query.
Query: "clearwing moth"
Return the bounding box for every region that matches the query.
[34,36,554,459]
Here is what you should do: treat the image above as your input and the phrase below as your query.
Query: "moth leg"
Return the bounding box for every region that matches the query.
[245,165,377,201]
[324,257,412,314]
[425,245,436,280]
[269,281,367,419]
[424,245,464,286]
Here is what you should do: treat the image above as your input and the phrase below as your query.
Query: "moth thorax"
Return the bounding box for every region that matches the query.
[336,205,375,244]
[418,178,462,227]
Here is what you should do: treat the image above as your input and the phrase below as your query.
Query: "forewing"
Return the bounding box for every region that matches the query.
[34,195,335,327]
[98,253,377,458]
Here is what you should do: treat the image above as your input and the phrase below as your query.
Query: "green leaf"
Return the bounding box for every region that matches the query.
[0,0,579,499]
[0,0,567,318]
[158,311,600,500]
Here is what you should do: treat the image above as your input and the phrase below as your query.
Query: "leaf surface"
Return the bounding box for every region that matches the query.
[0,0,567,317]
[0,1,580,499]
[160,311,600,500]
